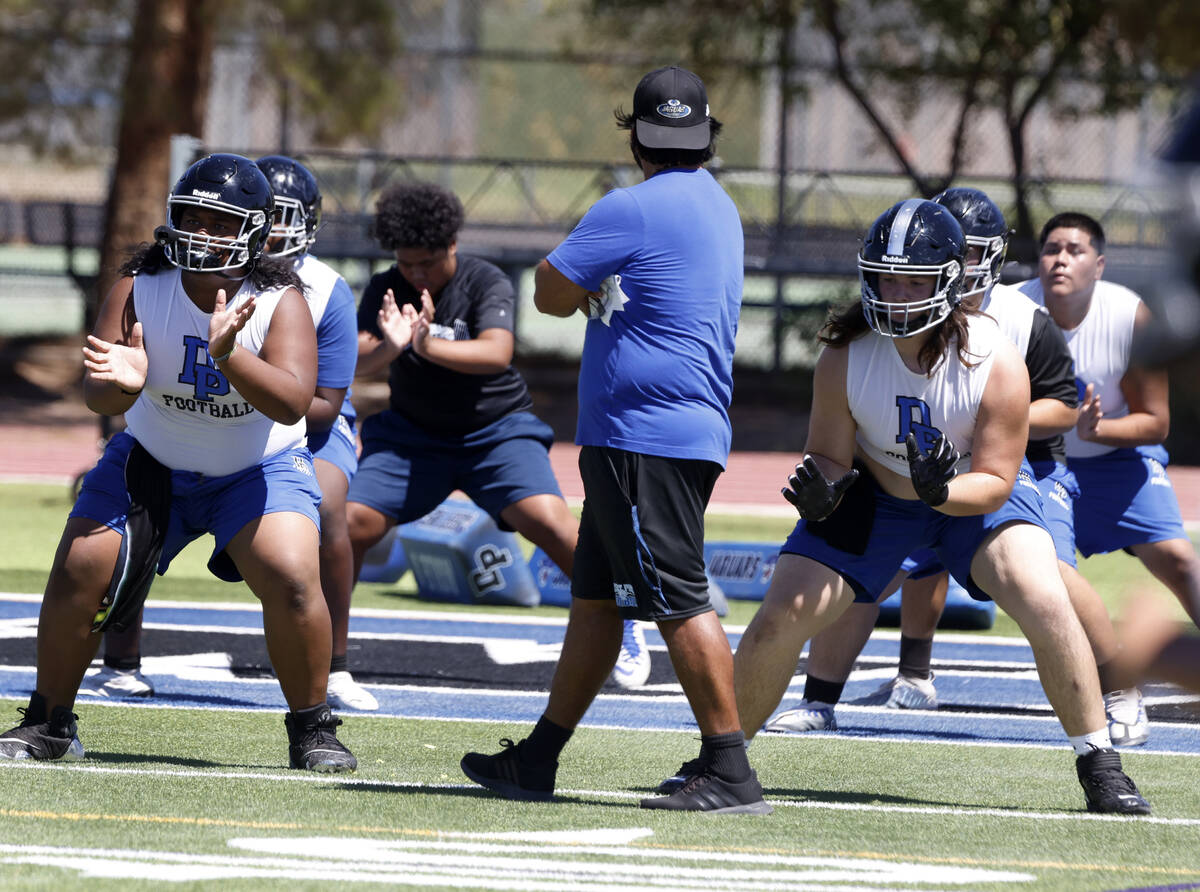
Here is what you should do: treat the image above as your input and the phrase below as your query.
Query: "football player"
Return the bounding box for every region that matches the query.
[0,154,356,772]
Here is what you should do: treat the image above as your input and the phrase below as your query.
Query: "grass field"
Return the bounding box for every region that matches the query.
[2,482,1199,890]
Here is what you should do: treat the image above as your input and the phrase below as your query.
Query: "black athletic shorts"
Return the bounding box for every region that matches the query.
[572,445,721,621]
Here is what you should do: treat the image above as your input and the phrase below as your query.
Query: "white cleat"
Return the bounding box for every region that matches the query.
[1104,688,1149,747]
[763,699,838,733]
[326,671,379,712]
[610,620,652,689]
[78,666,155,699]
[859,673,938,709]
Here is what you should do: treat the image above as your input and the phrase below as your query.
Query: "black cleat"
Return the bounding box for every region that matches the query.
[640,769,772,814]
[656,756,705,795]
[1076,748,1151,815]
[461,738,557,802]
[285,704,357,773]
[0,702,84,762]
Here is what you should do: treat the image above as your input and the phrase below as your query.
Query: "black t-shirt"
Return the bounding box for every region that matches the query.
[358,255,533,436]
[1025,310,1078,465]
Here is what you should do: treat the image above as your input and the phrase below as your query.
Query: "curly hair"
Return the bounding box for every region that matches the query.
[372,182,464,252]
[119,243,304,293]
[614,108,723,168]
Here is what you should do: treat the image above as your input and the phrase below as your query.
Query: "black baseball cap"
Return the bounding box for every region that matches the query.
[632,66,712,151]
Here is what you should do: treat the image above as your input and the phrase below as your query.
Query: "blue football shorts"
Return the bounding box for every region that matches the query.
[308,413,358,486]
[348,409,562,531]
[1068,444,1188,557]
[72,431,322,583]
[782,459,1050,603]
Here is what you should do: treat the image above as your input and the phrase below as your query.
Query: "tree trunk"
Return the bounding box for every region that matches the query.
[91,0,218,330]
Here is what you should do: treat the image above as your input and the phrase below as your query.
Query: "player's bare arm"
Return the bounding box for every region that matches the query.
[533,259,591,318]
[83,276,147,414]
[940,339,1030,516]
[226,286,317,424]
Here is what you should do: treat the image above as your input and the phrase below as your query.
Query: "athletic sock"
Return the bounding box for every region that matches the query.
[1095,658,1119,696]
[803,674,845,707]
[703,730,752,783]
[1069,729,1114,756]
[523,715,573,764]
[329,654,348,675]
[898,635,934,680]
[104,654,141,672]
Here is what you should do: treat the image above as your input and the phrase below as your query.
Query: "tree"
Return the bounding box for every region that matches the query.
[584,0,1180,256]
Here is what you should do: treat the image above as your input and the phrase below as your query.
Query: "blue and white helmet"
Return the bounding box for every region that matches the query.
[932,187,1010,302]
[255,154,322,258]
[156,153,274,274]
[858,198,967,338]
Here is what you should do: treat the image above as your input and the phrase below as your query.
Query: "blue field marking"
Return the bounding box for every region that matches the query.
[2,593,1199,755]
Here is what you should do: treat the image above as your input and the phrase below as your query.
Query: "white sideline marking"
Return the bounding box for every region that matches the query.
[0,838,1038,887]
[0,762,1196,827]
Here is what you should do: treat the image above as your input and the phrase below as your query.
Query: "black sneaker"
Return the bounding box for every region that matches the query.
[284,704,357,773]
[460,738,557,802]
[656,756,705,795]
[0,704,84,761]
[640,769,772,814]
[1076,748,1151,815]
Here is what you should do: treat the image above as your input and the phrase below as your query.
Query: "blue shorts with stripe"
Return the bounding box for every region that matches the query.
[307,413,358,486]
[71,431,322,583]
[782,460,1049,603]
[900,459,1077,579]
[1068,444,1187,557]
[348,409,562,531]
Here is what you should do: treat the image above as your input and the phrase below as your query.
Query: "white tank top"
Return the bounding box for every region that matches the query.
[980,282,1039,359]
[1016,278,1140,458]
[849,313,1002,477]
[123,267,307,475]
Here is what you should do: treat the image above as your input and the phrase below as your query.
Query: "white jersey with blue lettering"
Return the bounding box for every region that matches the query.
[295,253,339,323]
[123,267,306,475]
[849,312,1003,477]
[1016,277,1141,458]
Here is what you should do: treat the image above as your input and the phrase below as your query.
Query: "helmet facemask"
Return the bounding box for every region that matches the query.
[160,195,270,275]
[859,257,964,338]
[266,195,317,258]
[961,233,1009,303]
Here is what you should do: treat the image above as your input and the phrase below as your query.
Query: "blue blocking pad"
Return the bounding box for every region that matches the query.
[395,500,540,607]
[358,526,409,584]
[876,575,996,630]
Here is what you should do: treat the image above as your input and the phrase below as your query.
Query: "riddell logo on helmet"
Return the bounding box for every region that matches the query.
[191,189,221,199]
[882,254,910,263]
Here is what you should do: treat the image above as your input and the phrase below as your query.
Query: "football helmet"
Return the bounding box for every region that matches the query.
[859,198,967,338]
[932,187,1010,303]
[157,153,273,275]
[255,154,322,257]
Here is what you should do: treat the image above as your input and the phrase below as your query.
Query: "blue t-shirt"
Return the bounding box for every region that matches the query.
[547,167,742,467]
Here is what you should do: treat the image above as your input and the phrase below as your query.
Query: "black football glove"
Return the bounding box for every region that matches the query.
[905,432,959,507]
[782,456,859,521]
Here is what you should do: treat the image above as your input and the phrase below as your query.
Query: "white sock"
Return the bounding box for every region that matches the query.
[1068,729,1113,756]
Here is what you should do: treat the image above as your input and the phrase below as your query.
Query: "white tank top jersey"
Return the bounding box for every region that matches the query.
[849,313,1003,477]
[980,282,1039,359]
[1016,277,1141,458]
[123,267,307,476]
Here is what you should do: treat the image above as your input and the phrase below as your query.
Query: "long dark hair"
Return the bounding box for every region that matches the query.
[119,243,304,292]
[819,301,982,375]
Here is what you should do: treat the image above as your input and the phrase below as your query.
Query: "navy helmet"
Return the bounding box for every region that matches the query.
[255,154,322,258]
[157,153,274,274]
[859,198,967,338]
[932,187,1009,303]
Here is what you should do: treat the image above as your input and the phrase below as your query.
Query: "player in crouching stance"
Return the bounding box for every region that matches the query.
[0,154,355,772]
[730,199,1149,815]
